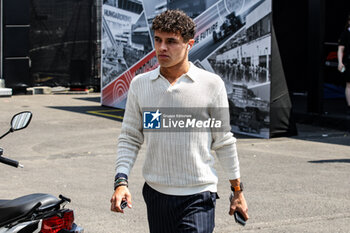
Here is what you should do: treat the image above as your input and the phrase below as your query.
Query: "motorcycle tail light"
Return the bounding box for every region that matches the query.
[41,210,74,233]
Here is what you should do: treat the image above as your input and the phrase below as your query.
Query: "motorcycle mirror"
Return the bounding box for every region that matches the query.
[11,111,32,131]
[0,112,33,140]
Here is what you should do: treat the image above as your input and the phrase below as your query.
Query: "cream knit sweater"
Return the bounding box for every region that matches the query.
[116,63,240,195]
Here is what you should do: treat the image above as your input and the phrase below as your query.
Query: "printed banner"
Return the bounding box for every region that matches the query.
[101,0,272,138]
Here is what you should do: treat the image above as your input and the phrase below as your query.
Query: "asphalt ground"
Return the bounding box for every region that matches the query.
[0,93,349,233]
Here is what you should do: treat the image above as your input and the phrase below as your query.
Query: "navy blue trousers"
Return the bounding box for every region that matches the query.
[142,182,218,233]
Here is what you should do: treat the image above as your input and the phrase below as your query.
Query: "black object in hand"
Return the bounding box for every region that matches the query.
[234,211,246,226]
[120,200,128,210]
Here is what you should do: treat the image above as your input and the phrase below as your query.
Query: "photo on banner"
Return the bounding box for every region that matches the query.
[101,0,272,138]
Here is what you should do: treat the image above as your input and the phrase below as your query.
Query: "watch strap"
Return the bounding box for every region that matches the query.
[231,182,243,192]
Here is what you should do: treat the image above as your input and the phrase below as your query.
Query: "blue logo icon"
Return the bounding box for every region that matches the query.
[143,109,162,129]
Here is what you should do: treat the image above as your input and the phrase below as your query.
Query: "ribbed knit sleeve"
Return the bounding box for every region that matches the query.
[115,81,144,176]
[210,85,240,180]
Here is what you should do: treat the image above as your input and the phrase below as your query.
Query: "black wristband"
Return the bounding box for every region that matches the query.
[114,181,128,190]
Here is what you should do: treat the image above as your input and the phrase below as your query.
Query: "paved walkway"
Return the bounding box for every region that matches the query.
[0,93,349,232]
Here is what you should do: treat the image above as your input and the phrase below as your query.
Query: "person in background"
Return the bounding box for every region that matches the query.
[337,13,350,114]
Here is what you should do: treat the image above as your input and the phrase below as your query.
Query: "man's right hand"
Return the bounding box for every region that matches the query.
[338,62,345,72]
[110,186,132,213]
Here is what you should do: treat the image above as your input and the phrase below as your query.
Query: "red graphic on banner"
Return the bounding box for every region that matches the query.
[102,50,158,107]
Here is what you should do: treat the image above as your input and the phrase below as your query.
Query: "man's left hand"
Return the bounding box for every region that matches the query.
[229,191,249,221]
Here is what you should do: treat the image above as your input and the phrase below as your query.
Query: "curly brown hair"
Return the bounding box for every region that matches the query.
[152,10,196,42]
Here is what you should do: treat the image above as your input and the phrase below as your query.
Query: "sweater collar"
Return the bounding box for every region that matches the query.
[150,62,197,82]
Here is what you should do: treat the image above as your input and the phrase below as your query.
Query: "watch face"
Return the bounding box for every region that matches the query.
[225,0,245,14]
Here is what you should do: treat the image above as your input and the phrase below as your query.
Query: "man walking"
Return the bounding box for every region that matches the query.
[110,10,248,233]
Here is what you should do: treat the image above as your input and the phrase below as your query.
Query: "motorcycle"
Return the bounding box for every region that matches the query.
[0,111,84,233]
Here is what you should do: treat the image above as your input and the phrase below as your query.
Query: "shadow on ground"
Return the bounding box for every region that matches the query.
[74,96,101,103]
[45,96,125,121]
[48,106,124,122]
[308,159,350,164]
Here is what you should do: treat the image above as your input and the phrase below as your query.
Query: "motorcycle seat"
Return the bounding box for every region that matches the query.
[0,193,59,227]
